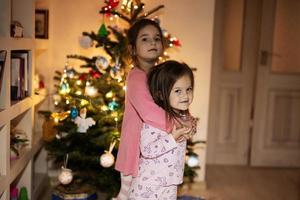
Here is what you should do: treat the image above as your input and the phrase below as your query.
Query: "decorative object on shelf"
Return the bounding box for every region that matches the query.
[0,50,7,94]
[10,186,19,200]
[18,187,29,200]
[33,73,45,94]
[11,50,30,100]
[35,9,49,39]
[74,108,95,133]
[58,154,73,185]
[10,129,29,159]
[100,140,116,168]
[10,21,24,37]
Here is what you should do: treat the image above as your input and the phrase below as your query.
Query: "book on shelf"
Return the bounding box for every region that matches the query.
[0,50,7,94]
[11,51,30,101]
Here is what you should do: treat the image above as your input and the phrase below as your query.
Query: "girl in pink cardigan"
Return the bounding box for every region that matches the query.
[128,60,195,199]
[113,19,191,200]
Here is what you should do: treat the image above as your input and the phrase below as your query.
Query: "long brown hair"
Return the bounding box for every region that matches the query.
[127,18,164,68]
[148,60,194,121]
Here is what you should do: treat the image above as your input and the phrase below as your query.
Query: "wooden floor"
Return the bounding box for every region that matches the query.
[179,165,300,200]
[41,165,300,200]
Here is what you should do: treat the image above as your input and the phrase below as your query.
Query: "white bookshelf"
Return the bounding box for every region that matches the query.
[0,0,48,199]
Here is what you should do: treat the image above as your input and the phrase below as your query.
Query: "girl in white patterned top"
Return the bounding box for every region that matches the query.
[128,60,195,200]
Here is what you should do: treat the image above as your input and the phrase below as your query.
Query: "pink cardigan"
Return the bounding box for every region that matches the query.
[115,67,172,177]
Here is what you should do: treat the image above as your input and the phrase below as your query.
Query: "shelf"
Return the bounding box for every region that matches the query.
[0,93,46,127]
[0,37,34,50]
[9,136,43,183]
[0,176,6,195]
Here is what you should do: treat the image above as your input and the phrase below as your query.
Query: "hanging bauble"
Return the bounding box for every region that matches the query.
[110,66,123,80]
[79,73,88,81]
[186,154,199,168]
[66,68,76,78]
[98,23,108,38]
[108,0,120,9]
[100,152,115,168]
[79,35,93,49]
[59,81,70,95]
[70,107,78,119]
[89,70,101,79]
[95,56,109,73]
[108,100,119,111]
[42,119,58,142]
[58,166,73,185]
[100,140,116,168]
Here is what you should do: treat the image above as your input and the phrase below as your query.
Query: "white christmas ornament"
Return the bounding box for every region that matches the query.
[58,166,73,185]
[58,154,73,185]
[186,154,199,168]
[95,56,109,73]
[74,108,96,133]
[79,36,93,49]
[100,140,116,168]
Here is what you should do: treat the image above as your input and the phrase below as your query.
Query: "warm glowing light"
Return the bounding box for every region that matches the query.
[75,90,82,95]
[54,118,59,123]
[85,85,98,97]
[66,99,70,104]
[105,91,114,98]
[101,105,109,111]
[123,85,126,91]
[76,80,82,85]
[80,99,89,106]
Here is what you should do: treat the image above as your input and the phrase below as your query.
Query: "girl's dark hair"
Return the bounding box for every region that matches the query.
[148,60,194,121]
[127,18,164,65]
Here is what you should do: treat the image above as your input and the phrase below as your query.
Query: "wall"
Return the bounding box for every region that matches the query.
[45,0,215,181]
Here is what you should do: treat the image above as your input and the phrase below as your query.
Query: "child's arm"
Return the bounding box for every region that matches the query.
[140,125,190,159]
[140,125,177,159]
[127,70,172,132]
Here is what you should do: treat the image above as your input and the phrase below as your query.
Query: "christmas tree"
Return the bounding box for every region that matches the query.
[41,0,199,197]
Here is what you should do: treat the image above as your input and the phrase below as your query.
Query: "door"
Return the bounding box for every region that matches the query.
[208,0,300,166]
[207,0,260,165]
[251,0,300,166]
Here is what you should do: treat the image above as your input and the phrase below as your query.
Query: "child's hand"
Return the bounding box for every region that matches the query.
[171,125,191,142]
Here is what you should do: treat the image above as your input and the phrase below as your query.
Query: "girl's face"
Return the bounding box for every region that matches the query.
[169,75,193,111]
[135,25,163,66]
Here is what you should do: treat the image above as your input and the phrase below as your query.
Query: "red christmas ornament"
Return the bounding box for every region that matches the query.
[79,73,88,81]
[90,70,101,78]
[102,0,120,14]
[172,38,181,47]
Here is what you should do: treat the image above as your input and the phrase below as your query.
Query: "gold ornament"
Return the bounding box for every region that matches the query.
[42,119,58,142]
[51,111,70,122]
